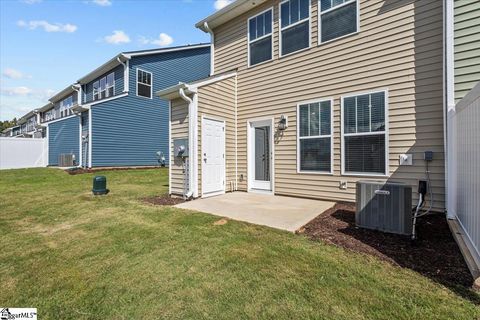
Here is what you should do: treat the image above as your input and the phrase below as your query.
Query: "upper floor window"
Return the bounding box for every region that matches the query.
[60,96,73,118]
[342,90,388,175]
[93,72,115,101]
[137,69,152,98]
[280,0,310,56]
[43,109,55,122]
[319,0,358,43]
[248,9,273,66]
[298,99,332,173]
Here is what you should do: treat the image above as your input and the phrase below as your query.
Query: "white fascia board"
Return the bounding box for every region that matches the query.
[82,92,128,109]
[123,44,211,58]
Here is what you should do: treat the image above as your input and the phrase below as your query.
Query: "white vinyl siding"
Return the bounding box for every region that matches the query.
[137,69,152,99]
[280,0,311,56]
[319,0,358,43]
[297,99,333,173]
[341,90,388,176]
[248,8,273,67]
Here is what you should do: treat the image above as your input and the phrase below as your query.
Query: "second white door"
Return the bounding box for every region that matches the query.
[202,117,225,196]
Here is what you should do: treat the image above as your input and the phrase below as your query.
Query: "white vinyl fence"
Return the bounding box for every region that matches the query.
[451,82,480,263]
[0,137,48,170]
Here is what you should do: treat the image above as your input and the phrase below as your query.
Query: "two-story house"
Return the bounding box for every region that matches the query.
[158,0,446,211]
[37,43,210,168]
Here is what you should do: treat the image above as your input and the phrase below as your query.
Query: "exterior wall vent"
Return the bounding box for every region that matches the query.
[58,153,75,167]
[356,181,413,235]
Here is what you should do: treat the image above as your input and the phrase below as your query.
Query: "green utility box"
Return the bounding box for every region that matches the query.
[92,176,108,195]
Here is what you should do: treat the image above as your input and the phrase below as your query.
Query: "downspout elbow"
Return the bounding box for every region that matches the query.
[203,22,215,76]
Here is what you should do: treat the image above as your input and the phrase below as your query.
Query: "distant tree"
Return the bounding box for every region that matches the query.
[0,118,17,132]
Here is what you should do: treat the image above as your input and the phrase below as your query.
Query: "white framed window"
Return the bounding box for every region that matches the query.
[319,0,358,44]
[248,8,273,67]
[60,95,73,118]
[137,69,152,99]
[93,72,115,101]
[297,99,333,173]
[279,0,311,57]
[341,90,388,176]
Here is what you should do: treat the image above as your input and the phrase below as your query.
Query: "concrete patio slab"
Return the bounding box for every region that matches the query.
[175,192,335,232]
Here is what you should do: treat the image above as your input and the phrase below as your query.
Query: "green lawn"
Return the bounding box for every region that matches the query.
[0,168,478,319]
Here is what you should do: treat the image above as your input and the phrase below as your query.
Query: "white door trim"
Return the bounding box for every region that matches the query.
[201,115,226,198]
[247,117,274,194]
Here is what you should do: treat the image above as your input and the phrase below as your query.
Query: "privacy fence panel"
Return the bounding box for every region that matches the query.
[454,82,480,260]
[0,138,48,170]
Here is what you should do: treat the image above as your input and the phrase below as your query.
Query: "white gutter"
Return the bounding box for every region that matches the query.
[117,55,130,92]
[445,0,456,219]
[203,22,215,76]
[179,87,197,198]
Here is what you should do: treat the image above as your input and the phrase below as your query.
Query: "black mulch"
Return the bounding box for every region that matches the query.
[302,203,479,302]
[65,167,166,175]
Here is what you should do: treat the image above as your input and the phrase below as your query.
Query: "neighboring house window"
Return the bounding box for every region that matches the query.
[342,90,388,175]
[93,72,115,101]
[60,96,73,118]
[280,0,310,56]
[137,69,152,98]
[319,0,358,43]
[248,8,273,66]
[298,99,332,172]
[43,109,55,122]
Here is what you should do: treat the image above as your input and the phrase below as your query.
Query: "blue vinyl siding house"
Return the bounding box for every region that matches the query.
[48,116,80,166]
[75,43,210,167]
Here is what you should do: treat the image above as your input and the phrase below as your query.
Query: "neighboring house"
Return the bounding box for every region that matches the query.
[445,1,480,280]
[14,110,41,138]
[72,43,211,168]
[157,0,448,210]
[41,87,81,166]
[1,127,13,137]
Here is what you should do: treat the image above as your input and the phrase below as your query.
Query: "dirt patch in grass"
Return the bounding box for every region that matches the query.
[302,203,476,292]
[143,194,185,206]
[65,166,165,175]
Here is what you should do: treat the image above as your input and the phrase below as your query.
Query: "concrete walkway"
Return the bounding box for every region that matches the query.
[175,192,335,232]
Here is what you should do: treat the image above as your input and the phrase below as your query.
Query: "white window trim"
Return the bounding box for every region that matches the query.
[318,0,360,45]
[93,72,115,101]
[136,68,153,99]
[279,0,312,58]
[296,98,334,175]
[340,88,389,177]
[247,7,274,68]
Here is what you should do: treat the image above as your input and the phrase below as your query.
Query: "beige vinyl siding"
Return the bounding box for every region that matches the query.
[454,0,480,102]
[170,98,189,196]
[197,76,237,196]
[213,0,445,210]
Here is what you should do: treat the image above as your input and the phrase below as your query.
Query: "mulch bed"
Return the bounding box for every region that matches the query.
[65,166,166,175]
[143,195,185,206]
[302,203,475,290]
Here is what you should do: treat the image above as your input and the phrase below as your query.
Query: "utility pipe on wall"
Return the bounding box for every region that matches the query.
[117,56,129,92]
[179,87,195,199]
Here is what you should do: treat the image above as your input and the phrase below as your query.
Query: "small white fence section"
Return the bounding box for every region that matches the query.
[451,82,480,264]
[0,138,48,170]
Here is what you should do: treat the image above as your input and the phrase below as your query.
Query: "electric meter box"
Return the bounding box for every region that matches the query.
[173,138,189,157]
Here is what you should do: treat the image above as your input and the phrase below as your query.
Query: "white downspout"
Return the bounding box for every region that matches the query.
[203,22,215,76]
[117,56,129,93]
[72,84,82,167]
[179,87,196,198]
[445,0,456,219]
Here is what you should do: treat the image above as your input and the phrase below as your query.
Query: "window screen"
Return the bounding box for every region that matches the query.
[280,0,310,56]
[342,91,387,175]
[137,69,152,98]
[248,9,273,66]
[298,100,332,172]
[320,0,357,43]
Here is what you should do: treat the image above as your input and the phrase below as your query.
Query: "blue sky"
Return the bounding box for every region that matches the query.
[0,0,231,121]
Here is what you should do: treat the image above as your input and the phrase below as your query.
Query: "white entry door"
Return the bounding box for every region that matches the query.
[202,117,225,196]
[248,119,273,193]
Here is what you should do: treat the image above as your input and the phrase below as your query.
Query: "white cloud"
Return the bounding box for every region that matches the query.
[0,86,54,99]
[20,0,42,4]
[103,30,131,44]
[139,33,174,47]
[17,20,77,33]
[91,0,112,6]
[2,68,31,80]
[214,0,232,10]
[1,86,33,96]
